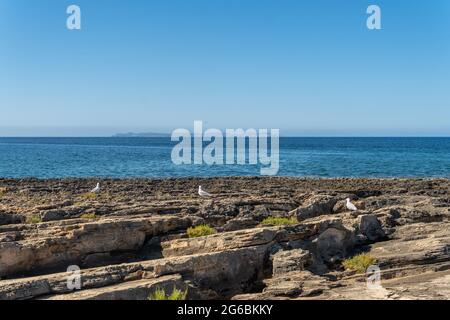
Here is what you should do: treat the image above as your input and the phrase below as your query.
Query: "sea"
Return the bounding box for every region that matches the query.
[0,137,449,178]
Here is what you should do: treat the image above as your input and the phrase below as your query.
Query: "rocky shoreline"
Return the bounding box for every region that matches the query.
[0,177,449,300]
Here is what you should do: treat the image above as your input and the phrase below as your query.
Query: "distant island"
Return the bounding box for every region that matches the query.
[112,132,170,138]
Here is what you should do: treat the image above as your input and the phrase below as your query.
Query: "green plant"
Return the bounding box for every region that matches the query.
[80,213,97,220]
[81,192,97,199]
[26,215,42,224]
[342,253,377,273]
[187,224,216,238]
[261,216,297,226]
[148,287,188,300]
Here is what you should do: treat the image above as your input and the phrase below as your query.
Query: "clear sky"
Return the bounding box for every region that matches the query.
[1,0,449,136]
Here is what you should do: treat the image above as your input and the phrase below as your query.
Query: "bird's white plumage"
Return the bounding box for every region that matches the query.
[346,198,357,211]
[90,183,100,193]
[198,186,212,197]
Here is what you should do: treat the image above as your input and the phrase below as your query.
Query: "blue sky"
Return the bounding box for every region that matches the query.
[0,0,449,136]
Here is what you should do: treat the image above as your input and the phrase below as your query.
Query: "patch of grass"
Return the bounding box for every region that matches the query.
[187,224,216,238]
[148,287,188,300]
[81,192,97,199]
[261,216,297,226]
[342,253,377,273]
[80,213,97,220]
[26,215,42,224]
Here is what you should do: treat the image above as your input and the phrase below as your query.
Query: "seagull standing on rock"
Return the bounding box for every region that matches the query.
[346,198,357,211]
[90,183,100,194]
[198,186,212,198]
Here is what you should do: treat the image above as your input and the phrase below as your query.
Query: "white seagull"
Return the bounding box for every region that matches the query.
[198,186,212,198]
[90,183,100,194]
[346,198,357,211]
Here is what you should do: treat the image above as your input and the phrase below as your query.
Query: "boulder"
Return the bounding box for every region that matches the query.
[356,214,385,242]
[272,249,312,276]
[310,226,355,263]
[292,195,338,221]
[40,209,68,222]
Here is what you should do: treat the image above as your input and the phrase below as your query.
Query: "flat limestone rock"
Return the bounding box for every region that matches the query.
[42,275,185,300]
[313,269,450,300]
[370,222,450,267]
[0,215,200,277]
[0,245,270,300]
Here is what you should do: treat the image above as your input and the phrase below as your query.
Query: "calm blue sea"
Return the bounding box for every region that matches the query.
[0,137,449,178]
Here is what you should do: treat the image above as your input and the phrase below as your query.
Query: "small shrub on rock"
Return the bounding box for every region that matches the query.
[187,224,216,238]
[342,253,377,273]
[82,192,97,199]
[261,216,297,226]
[80,213,97,220]
[148,287,188,300]
[26,215,42,224]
